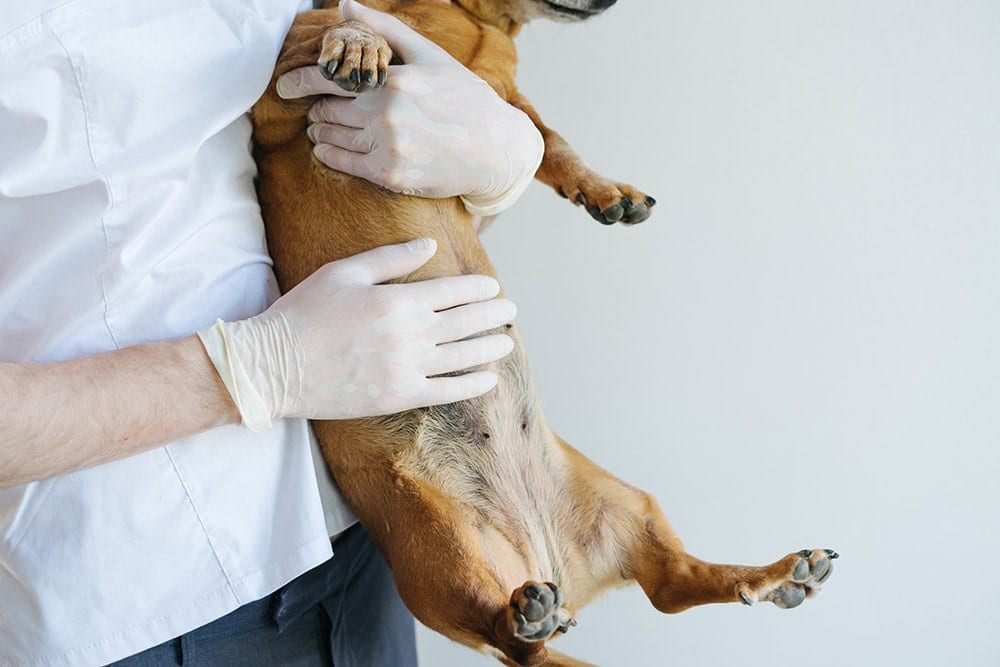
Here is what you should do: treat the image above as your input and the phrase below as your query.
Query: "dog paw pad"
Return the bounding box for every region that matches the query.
[574,189,654,226]
[509,581,572,642]
[739,548,838,609]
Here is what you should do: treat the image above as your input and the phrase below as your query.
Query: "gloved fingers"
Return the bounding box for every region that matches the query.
[326,238,437,284]
[339,0,453,66]
[431,298,516,344]
[308,123,374,154]
[308,96,366,127]
[417,370,499,407]
[312,142,376,181]
[402,274,501,311]
[276,66,362,100]
[424,334,514,377]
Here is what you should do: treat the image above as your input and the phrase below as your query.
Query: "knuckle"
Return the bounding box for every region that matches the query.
[383,140,407,158]
[380,110,400,130]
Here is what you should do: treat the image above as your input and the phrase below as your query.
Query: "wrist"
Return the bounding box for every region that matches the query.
[461,117,544,217]
[182,334,242,428]
[197,319,277,431]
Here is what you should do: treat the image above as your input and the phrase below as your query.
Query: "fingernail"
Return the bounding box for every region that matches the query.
[483,277,501,298]
[407,237,436,254]
[276,70,302,99]
[312,143,330,166]
[498,298,517,321]
[306,124,321,144]
[479,371,499,393]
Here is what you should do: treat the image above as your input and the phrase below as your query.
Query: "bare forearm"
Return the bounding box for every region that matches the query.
[0,336,240,487]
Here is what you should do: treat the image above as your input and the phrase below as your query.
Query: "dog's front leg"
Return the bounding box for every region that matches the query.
[510,93,656,226]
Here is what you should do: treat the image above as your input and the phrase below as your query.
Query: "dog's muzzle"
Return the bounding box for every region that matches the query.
[542,0,618,20]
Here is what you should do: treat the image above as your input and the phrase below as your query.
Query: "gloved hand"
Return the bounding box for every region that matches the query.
[198,238,516,429]
[275,0,544,216]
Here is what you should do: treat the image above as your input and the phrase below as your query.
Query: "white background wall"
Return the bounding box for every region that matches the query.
[417,1,1000,665]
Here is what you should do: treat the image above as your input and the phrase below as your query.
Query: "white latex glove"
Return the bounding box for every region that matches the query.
[198,238,516,429]
[275,0,544,216]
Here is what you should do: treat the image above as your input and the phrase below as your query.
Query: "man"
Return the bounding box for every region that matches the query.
[0,0,543,664]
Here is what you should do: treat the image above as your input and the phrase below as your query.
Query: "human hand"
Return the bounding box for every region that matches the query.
[275,0,544,216]
[198,238,515,429]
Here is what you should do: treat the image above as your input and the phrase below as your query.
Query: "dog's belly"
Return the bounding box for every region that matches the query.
[397,345,570,585]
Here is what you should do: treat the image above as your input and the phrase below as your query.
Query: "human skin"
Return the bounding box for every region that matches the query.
[0,335,239,487]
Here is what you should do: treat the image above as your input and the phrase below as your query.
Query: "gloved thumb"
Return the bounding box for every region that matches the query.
[328,237,439,284]
[339,0,453,65]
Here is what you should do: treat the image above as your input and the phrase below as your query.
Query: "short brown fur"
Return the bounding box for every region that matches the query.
[251,2,836,664]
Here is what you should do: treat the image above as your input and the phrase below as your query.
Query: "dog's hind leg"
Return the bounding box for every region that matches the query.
[498,648,597,667]
[366,479,572,666]
[554,437,837,614]
[630,511,838,613]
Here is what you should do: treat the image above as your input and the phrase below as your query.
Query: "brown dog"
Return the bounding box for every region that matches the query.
[251,1,836,665]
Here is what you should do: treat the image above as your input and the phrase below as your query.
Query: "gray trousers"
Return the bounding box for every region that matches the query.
[108,524,417,666]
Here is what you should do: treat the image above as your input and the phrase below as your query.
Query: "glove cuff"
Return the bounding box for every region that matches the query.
[460,127,544,217]
[197,319,274,432]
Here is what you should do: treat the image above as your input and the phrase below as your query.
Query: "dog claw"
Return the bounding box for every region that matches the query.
[739,591,753,606]
[557,617,577,634]
[321,60,339,81]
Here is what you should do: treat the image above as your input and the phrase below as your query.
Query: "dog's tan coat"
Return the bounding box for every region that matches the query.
[250,2,836,664]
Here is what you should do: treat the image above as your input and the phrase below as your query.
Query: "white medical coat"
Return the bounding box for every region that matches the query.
[0,1,355,664]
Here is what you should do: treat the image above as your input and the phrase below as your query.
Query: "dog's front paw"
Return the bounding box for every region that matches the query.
[556,178,654,226]
[737,549,838,609]
[507,581,576,642]
[573,189,656,225]
[319,20,392,92]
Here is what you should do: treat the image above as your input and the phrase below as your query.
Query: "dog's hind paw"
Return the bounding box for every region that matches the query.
[507,581,575,642]
[737,549,838,609]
